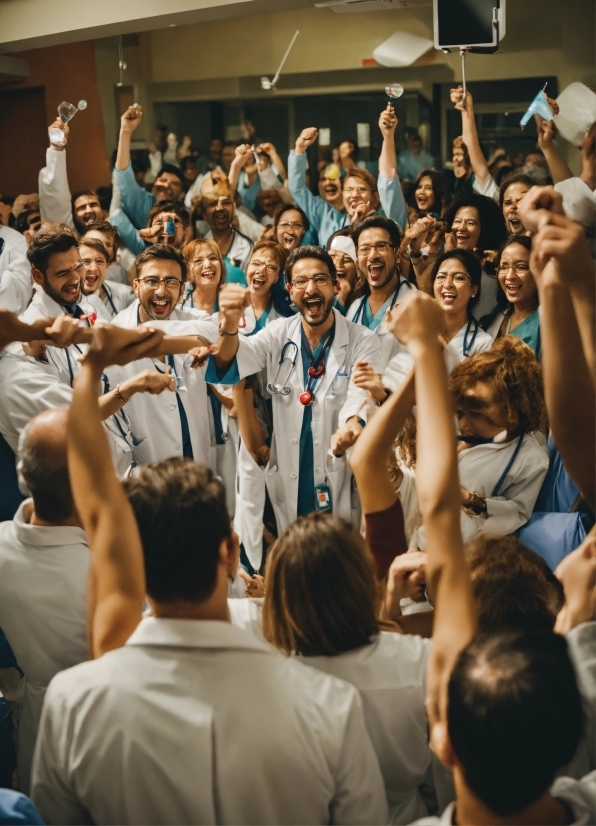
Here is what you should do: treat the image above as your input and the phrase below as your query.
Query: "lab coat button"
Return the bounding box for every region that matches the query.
[292,439,298,444]
[291,473,297,479]
[175,444,182,451]
[168,403,176,410]
[315,467,321,474]
[315,441,320,446]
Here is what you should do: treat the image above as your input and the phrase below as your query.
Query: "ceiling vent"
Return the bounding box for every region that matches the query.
[314,0,431,12]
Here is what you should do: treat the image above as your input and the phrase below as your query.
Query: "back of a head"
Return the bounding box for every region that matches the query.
[448,631,584,817]
[18,409,73,522]
[466,535,564,634]
[123,458,231,603]
[262,513,378,656]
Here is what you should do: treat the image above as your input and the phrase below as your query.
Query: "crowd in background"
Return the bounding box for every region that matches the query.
[0,80,594,826]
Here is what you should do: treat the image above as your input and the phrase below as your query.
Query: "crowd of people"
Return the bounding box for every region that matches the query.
[0,82,594,826]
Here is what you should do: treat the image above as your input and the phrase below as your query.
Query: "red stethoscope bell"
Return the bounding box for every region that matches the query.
[299,391,313,406]
[80,312,97,326]
[308,364,325,378]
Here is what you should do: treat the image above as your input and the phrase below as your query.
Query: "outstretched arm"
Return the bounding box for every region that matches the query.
[537,119,574,184]
[390,291,476,726]
[349,371,414,513]
[450,86,491,187]
[68,323,165,658]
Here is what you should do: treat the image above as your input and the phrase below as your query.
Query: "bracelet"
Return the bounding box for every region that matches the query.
[114,384,129,406]
[407,245,423,260]
[218,324,239,337]
[376,387,392,407]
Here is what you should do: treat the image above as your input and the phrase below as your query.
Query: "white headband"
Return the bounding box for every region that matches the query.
[329,235,356,263]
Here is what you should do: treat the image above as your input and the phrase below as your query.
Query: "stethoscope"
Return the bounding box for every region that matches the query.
[103,283,118,317]
[351,278,411,327]
[267,339,299,396]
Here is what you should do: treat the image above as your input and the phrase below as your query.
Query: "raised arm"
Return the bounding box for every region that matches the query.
[349,371,414,513]
[390,291,476,726]
[115,105,155,229]
[450,86,491,188]
[228,144,255,200]
[68,323,165,658]
[258,141,288,182]
[38,119,75,228]
[377,105,408,230]
[378,104,398,179]
[537,119,574,184]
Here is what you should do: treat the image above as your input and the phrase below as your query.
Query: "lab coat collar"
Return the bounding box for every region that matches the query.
[126,615,272,654]
[31,288,94,319]
[13,499,88,548]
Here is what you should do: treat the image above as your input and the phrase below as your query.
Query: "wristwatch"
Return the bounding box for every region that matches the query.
[406,244,423,261]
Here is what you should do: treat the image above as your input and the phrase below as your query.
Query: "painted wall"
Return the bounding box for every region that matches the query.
[0,40,111,194]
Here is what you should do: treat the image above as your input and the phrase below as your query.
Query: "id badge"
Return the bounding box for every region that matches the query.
[314,483,332,511]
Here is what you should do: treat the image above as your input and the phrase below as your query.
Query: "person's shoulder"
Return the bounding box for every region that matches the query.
[110,300,138,328]
[105,280,133,299]
[521,432,551,465]
[234,229,254,247]
[376,629,432,660]
[0,225,27,252]
[281,655,362,715]
[551,771,596,825]
[45,646,131,706]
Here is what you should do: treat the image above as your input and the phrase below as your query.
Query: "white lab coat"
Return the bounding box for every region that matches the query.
[12,289,134,473]
[229,308,381,531]
[38,147,75,230]
[346,277,416,374]
[31,617,388,826]
[300,632,443,825]
[382,322,491,393]
[86,280,134,321]
[106,300,220,468]
[0,500,89,795]
[565,622,596,778]
[206,228,253,272]
[0,225,32,314]
[400,432,549,547]
[233,303,282,566]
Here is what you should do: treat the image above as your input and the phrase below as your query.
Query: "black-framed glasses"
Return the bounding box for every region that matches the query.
[357,242,393,257]
[136,276,183,289]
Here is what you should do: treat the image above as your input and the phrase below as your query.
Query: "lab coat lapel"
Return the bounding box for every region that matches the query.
[316,308,349,400]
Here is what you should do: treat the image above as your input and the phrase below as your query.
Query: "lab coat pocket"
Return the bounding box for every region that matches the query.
[131,435,154,465]
[331,372,350,398]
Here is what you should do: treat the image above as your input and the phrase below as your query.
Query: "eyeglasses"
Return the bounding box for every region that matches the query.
[497,262,530,274]
[452,218,479,228]
[250,260,279,274]
[343,186,372,196]
[357,242,393,257]
[435,272,472,284]
[137,276,183,289]
[81,258,107,268]
[291,274,333,289]
[278,221,305,232]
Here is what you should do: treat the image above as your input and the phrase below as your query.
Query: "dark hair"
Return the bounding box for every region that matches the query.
[353,213,404,249]
[134,243,188,280]
[338,138,358,160]
[448,631,584,816]
[180,156,198,172]
[285,245,336,285]
[443,192,507,255]
[71,189,98,210]
[429,249,482,312]
[414,168,450,216]
[147,200,190,228]
[27,228,78,273]
[19,415,73,522]
[156,164,185,186]
[124,458,232,603]
[499,173,535,210]
[79,235,109,262]
[466,534,564,634]
[410,133,422,144]
[262,514,379,656]
[273,202,310,233]
[84,221,120,263]
[487,234,535,320]
[16,209,41,235]
[95,186,113,212]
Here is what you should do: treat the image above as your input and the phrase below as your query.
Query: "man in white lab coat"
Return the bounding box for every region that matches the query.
[0,224,32,314]
[106,243,221,468]
[31,323,388,826]
[0,409,90,796]
[205,245,381,531]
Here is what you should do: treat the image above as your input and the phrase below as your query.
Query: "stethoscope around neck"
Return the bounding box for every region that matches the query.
[267,319,301,396]
[352,278,411,328]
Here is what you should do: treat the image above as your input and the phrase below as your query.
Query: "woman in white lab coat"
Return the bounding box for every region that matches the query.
[397,335,549,546]
[181,238,226,314]
[233,240,290,571]
[382,249,492,393]
[260,512,442,825]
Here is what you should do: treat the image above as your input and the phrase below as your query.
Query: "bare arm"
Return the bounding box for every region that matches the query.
[378,104,398,179]
[390,291,476,726]
[68,324,165,658]
[349,371,415,513]
[451,87,490,186]
[233,380,269,465]
[537,119,574,184]
[258,142,288,181]
[115,104,143,172]
[228,144,254,199]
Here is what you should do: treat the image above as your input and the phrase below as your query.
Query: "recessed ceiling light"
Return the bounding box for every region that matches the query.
[169,23,176,27]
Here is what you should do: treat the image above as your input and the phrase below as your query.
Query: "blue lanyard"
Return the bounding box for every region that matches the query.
[462,315,480,357]
[491,434,525,497]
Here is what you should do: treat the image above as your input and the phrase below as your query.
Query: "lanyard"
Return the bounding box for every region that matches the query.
[300,324,335,406]
[462,315,480,357]
[61,306,89,387]
[103,283,118,316]
[491,434,525,497]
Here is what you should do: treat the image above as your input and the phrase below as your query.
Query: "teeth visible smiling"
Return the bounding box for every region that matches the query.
[441,290,456,304]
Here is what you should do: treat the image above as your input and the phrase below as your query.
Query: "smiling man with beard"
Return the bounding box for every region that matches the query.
[200,173,253,272]
[203,245,380,531]
[107,244,221,468]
